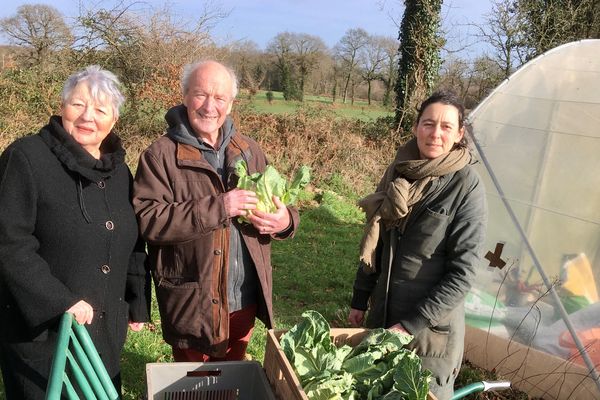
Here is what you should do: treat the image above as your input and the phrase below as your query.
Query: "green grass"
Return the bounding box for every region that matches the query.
[244,90,393,121]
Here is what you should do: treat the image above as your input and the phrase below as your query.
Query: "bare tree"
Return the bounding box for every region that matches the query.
[292,33,326,101]
[266,32,298,100]
[360,34,390,105]
[266,32,326,101]
[334,28,369,104]
[473,0,524,79]
[437,55,471,98]
[468,56,504,107]
[228,40,266,98]
[0,4,73,66]
[380,36,399,107]
[305,52,335,97]
[73,1,227,107]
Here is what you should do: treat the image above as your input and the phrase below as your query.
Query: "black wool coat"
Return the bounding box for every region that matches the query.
[0,117,150,380]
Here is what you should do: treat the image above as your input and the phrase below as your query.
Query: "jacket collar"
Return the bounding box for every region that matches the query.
[175,132,255,190]
[40,116,125,182]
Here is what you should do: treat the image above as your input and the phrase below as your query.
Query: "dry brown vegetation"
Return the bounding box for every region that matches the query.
[123,105,404,196]
[0,65,404,198]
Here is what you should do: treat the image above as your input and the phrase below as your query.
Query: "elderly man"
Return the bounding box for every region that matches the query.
[133,60,299,361]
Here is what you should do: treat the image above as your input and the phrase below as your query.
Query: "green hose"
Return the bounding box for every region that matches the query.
[451,382,485,399]
[451,380,511,400]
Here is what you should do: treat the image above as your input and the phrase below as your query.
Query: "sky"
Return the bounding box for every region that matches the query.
[1,0,493,57]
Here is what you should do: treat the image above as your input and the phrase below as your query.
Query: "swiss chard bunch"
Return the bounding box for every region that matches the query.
[280,310,432,400]
[234,159,310,223]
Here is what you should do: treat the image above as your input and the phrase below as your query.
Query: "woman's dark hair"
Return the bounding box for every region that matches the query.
[415,89,469,148]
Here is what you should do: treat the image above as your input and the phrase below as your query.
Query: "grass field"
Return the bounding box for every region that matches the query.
[242,90,394,121]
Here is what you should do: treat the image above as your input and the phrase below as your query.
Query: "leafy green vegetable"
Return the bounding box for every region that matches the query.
[392,352,433,400]
[234,159,311,222]
[279,310,432,400]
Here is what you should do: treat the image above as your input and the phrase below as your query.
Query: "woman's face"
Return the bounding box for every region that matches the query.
[414,102,464,159]
[61,82,117,159]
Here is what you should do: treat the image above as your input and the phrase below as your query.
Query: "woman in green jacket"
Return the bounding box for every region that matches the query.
[349,90,488,400]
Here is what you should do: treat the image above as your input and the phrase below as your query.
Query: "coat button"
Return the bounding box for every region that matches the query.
[211,299,219,304]
[105,221,114,230]
[214,249,222,255]
[97,181,106,189]
[101,265,111,274]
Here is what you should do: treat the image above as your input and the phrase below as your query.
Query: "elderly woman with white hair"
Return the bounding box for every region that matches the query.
[0,65,150,399]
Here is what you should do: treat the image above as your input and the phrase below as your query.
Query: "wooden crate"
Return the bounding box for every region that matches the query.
[264,328,437,400]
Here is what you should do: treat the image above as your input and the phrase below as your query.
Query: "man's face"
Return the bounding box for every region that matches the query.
[183,62,234,142]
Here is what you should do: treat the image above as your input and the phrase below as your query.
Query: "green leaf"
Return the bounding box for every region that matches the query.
[303,372,354,400]
[282,165,311,204]
[234,160,311,223]
[280,310,334,366]
[281,311,430,400]
[392,351,432,400]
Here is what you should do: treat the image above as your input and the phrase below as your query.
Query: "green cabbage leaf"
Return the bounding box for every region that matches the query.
[280,310,431,400]
[234,160,310,222]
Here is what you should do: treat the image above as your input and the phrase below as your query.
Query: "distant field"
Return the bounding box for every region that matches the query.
[242,90,394,121]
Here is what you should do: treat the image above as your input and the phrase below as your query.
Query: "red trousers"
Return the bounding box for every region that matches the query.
[172,304,257,362]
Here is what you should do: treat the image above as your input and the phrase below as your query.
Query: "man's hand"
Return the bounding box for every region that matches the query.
[223,188,258,218]
[128,322,145,331]
[67,300,94,325]
[248,196,291,235]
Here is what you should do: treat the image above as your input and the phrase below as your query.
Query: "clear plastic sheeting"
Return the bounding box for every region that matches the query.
[466,40,600,399]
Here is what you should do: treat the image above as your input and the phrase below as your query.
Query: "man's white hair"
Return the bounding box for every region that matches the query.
[181,60,238,99]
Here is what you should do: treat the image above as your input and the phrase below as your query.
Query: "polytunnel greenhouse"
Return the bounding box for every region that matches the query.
[464,39,600,399]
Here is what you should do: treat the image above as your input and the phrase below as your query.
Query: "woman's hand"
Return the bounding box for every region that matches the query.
[67,300,94,325]
[128,322,145,332]
[248,196,291,235]
[348,308,365,327]
[388,323,410,335]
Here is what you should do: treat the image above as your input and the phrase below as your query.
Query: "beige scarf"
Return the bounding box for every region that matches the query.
[358,138,471,273]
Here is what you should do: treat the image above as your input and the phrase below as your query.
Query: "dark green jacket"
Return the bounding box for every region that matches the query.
[351,163,487,388]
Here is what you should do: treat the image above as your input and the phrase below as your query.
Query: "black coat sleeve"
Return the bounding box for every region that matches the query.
[125,170,151,322]
[0,145,78,328]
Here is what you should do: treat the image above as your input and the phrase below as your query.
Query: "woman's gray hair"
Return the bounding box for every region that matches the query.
[61,65,125,118]
[181,60,238,100]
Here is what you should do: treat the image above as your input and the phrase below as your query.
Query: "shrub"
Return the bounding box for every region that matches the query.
[266,90,274,104]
